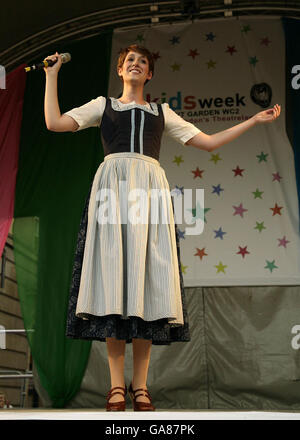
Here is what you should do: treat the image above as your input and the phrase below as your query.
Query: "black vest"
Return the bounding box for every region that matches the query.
[100,97,165,161]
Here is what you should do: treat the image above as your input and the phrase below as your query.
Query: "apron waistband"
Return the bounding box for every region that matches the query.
[104,152,160,167]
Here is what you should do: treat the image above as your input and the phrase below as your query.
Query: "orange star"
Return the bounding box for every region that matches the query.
[194,248,208,260]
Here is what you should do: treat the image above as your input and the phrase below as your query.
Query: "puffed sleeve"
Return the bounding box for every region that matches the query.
[63,96,106,132]
[161,103,201,146]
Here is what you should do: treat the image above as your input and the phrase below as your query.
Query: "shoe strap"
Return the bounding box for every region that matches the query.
[131,387,152,402]
[106,386,127,400]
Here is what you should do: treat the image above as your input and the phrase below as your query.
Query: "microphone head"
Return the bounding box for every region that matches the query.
[61,53,71,64]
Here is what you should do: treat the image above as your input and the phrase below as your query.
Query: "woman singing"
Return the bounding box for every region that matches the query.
[43,44,280,411]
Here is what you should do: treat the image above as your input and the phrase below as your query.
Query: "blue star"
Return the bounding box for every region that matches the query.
[171,185,184,196]
[214,227,227,240]
[206,32,216,41]
[170,36,180,45]
[212,184,224,196]
[177,228,186,239]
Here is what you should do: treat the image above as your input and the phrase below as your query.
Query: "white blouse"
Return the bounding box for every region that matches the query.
[63,96,201,146]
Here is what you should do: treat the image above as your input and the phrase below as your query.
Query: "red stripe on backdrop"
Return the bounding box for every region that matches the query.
[0,64,27,258]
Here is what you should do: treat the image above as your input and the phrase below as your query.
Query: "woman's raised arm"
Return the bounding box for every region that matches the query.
[186,104,281,152]
[44,52,79,132]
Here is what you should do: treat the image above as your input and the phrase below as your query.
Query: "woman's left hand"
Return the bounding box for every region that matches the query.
[253,104,281,124]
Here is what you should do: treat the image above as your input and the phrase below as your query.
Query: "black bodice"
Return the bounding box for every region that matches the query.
[100,97,165,161]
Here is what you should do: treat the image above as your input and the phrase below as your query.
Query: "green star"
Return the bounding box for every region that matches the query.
[209,153,222,164]
[241,25,251,33]
[256,151,268,162]
[173,155,184,166]
[252,189,264,199]
[249,56,259,66]
[171,62,181,71]
[215,261,227,274]
[187,203,210,223]
[254,221,266,232]
[136,34,145,43]
[264,259,278,273]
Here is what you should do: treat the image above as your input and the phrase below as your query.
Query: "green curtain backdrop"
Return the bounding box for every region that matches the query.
[13,30,112,408]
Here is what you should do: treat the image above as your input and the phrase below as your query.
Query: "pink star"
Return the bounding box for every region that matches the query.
[272,172,282,182]
[226,45,237,55]
[278,236,290,248]
[232,166,245,177]
[188,49,199,59]
[261,37,271,46]
[233,203,248,218]
[237,246,250,258]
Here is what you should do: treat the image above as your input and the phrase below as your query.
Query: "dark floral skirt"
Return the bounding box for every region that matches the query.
[66,180,191,345]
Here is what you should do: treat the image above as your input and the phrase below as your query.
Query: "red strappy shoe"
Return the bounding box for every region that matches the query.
[106,385,127,411]
[128,382,155,411]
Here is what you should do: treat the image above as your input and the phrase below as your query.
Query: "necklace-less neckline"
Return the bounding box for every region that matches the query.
[117,99,150,107]
[110,97,159,116]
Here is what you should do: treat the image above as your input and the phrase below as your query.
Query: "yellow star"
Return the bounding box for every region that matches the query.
[181,263,188,274]
[173,155,184,166]
[215,261,227,273]
[171,62,181,71]
[206,59,216,69]
[209,153,222,164]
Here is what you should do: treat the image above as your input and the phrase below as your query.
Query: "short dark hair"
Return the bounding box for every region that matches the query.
[117,44,154,85]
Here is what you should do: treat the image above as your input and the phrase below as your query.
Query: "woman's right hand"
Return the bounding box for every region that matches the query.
[43,51,63,75]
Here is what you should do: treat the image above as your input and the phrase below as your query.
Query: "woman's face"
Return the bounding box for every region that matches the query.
[118,51,152,85]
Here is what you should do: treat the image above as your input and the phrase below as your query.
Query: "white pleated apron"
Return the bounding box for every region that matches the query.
[75,152,184,325]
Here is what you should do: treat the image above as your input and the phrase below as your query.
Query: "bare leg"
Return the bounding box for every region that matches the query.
[132,338,152,403]
[106,337,126,403]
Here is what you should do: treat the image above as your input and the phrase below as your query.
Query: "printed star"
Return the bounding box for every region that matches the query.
[136,34,145,43]
[172,185,184,196]
[210,153,222,164]
[257,151,268,162]
[226,45,237,55]
[206,59,217,69]
[152,51,161,62]
[249,56,259,66]
[195,247,208,260]
[278,236,290,248]
[188,49,199,59]
[215,261,227,274]
[272,172,282,182]
[252,188,264,199]
[264,259,278,273]
[261,37,271,46]
[212,184,224,196]
[254,221,266,232]
[206,32,216,41]
[232,165,245,177]
[270,203,283,216]
[214,227,227,240]
[173,156,184,166]
[171,62,181,71]
[177,228,186,239]
[170,36,180,45]
[187,203,209,223]
[233,203,248,218]
[192,167,204,178]
[237,246,250,258]
[241,25,251,33]
[181,263,188,274]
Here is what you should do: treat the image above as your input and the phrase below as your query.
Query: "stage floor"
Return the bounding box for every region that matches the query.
[0,409,300,420]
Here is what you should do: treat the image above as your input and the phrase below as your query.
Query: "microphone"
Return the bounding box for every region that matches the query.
[24,53,71,72]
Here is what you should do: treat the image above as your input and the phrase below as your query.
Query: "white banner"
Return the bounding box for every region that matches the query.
[108,17,300,286]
